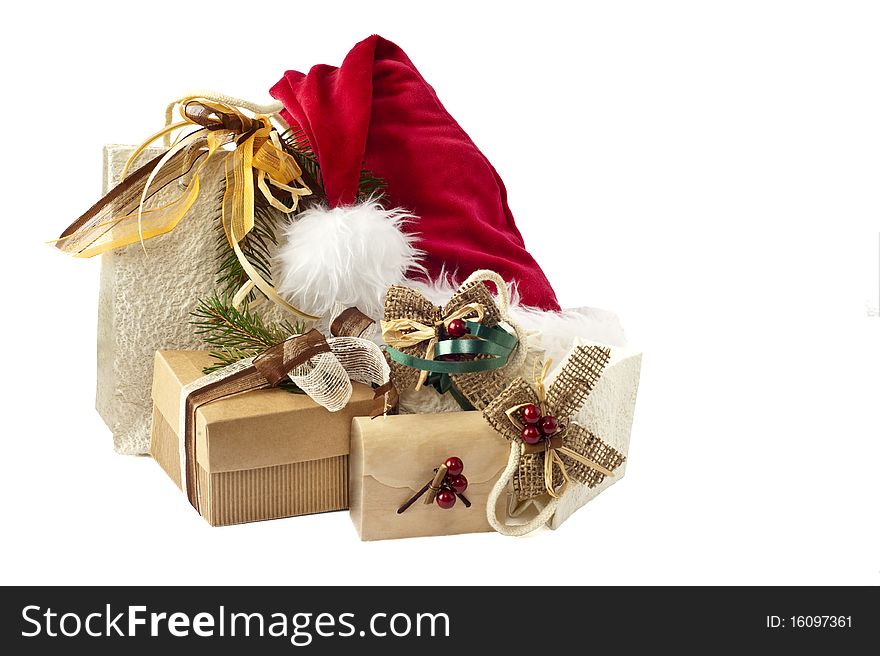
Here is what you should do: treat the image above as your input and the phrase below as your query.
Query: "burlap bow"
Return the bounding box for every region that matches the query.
[56,97,317,320]
[380,271,521,410]
[483,345,626,502]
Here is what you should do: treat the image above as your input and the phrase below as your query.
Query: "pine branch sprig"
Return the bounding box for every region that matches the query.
[191,295,305,374]
[356,168,386,201]
[281,126,325,206]
[191,296,307,392]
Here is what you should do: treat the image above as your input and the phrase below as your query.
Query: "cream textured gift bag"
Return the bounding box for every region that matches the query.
[549,339,641,528]
[72,96,313,455]
[484,338,641,535]
[97,145,222,454]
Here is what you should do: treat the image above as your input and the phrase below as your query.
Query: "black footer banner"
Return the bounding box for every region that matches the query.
[1,586,875,653]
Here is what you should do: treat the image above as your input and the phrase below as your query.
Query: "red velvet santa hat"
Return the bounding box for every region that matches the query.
[269,35,560,312]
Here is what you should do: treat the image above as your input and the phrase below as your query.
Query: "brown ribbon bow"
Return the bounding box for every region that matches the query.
[181,330,329,510]
[181,309,383,511]
[482,345,626,501]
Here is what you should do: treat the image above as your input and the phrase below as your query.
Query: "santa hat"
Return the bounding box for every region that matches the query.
[269,35,561,317]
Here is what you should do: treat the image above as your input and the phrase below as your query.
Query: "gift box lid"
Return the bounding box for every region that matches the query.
[355,412,510,492]
[152,350,375,473]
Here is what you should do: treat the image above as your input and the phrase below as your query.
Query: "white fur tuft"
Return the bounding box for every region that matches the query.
[513,304,628,364]
[275,201,425,319]
[404,267,522,307]
[404,272,628,365]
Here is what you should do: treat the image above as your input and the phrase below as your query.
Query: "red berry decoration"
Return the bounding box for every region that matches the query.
[444,456,464,477]
[520,403,541,425]
[446,318,469,339]
[436,489,457,509]
[448,474,468,495]
[539,415,559,436]
[521,425,542,445]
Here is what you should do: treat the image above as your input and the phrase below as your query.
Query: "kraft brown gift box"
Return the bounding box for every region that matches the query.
[349,412,510,541]
[150,350,376,526]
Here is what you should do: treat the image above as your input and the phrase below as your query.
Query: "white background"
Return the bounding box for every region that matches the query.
[1,1,877,585]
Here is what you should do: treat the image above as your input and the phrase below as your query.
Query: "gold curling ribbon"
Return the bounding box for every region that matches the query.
[380,302,485,390]
[544,445,570,499]
[55,97,318,321]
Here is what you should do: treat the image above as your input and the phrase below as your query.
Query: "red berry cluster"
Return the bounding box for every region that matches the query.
[445,319,469,339]
[436,456,468,509]
[519,404,559,445]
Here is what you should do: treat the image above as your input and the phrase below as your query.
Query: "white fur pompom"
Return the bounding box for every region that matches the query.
[405,273,628,364]
[274,201,424,319]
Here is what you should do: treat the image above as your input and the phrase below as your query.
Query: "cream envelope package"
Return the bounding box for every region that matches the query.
[349,412,511,540]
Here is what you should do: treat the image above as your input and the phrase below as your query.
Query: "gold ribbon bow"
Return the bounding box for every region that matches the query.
[56,97,317,320]
[483,345,626,501]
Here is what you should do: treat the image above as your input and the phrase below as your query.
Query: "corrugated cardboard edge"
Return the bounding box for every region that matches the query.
[153,406,349,526]
[151,407,182,490]
[198,457,348,526]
